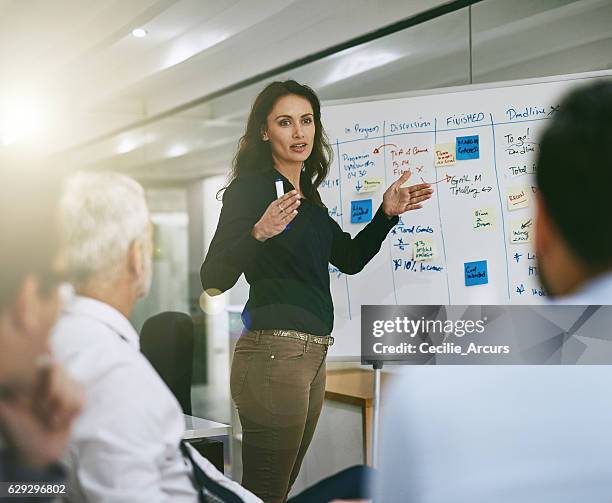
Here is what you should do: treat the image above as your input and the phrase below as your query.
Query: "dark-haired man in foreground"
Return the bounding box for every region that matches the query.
[535,80,612,303]
[378,81,612,503]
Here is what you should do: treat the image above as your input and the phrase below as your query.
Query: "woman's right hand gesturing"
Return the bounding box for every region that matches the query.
[251,190,301,242]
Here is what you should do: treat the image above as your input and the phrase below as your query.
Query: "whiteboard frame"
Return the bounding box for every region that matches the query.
[321,69,612,362]
[321,69,612,109]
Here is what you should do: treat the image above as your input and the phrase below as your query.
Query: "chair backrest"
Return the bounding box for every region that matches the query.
[140,311,194,415]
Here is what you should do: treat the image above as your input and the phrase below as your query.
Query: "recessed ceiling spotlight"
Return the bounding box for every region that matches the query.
[166,144,188,158]
[132,28,148,38]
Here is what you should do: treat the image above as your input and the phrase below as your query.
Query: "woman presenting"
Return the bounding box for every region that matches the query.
[201,80,433,502]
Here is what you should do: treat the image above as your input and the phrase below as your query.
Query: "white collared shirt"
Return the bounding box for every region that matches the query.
[51,296,200,503]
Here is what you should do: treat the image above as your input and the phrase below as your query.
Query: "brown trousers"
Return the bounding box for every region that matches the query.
[230,329,327,503]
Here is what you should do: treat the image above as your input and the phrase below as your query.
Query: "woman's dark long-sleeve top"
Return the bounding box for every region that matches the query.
[201,167,399,336]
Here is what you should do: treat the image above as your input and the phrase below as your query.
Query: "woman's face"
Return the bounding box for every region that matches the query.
[263,94,315,167]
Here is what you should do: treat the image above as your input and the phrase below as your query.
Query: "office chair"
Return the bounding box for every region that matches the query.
[140,311,194,415]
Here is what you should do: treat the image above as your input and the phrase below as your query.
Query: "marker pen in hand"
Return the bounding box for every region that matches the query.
[275,178,284,199]
[275,178,292,231]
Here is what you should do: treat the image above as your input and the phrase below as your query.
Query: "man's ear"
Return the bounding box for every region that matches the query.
[127,239,144,278]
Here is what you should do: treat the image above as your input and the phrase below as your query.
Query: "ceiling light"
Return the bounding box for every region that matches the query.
[166,144,188,158]
[323,50,401,86]
[132,28,148,38]
[116,136,139,154]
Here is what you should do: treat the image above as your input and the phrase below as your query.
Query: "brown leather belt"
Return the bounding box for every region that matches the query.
[255,329,334,347]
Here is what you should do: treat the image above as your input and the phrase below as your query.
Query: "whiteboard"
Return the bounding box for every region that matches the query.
[320,70,612,360]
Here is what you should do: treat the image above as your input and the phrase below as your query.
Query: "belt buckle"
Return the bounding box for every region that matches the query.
[311,335,333,346]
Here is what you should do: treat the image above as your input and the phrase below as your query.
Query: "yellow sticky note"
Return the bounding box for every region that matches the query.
[473,208,495,231]
[357,178,383,193]
[510,217,533,244]
[413,238,436,261]
[507,186,529,210]
[434,143,456,167]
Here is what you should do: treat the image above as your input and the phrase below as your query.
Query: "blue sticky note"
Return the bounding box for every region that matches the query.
[456,135,480,160]
[351,199,372,224]
[464,260,488,286]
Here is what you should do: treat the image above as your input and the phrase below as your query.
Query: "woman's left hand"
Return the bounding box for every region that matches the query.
[382,170,433,217]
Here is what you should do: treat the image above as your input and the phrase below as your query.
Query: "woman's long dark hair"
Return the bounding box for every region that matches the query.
[219,80,333,206]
